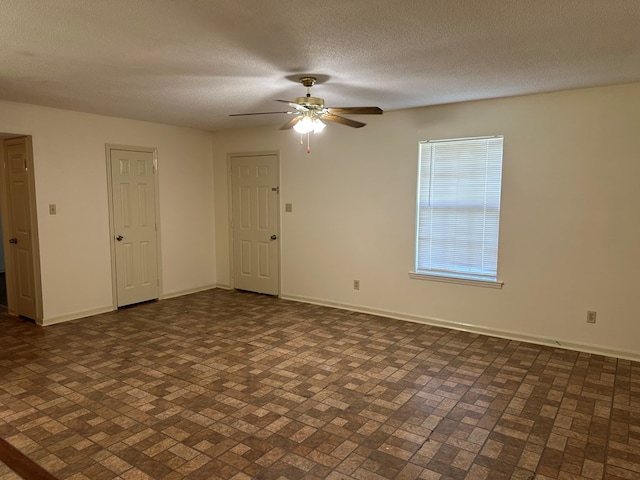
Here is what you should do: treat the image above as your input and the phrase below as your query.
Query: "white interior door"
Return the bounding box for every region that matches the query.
[231,154,280,295]
[3,137,39,320]
[110,148,159,307]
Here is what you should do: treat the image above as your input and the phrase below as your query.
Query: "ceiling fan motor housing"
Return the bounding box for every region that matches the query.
[294,96,325,110]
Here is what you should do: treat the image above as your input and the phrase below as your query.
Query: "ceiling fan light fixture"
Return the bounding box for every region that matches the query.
[293,115,315,134]
[229,76,383,152]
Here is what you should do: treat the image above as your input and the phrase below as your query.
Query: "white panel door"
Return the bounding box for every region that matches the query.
[110,149,159,307]
[231,154,279,295]
[4,137,37,320]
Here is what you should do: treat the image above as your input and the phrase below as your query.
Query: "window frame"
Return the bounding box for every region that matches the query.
[410,135,504,289]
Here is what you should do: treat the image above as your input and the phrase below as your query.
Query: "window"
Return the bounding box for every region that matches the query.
[412,136,504,287]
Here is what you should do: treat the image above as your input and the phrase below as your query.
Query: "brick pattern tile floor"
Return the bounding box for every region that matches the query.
[0,460,20,480]
[0,289,639,479]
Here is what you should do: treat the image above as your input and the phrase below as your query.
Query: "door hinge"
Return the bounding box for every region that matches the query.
[272,186,279,194]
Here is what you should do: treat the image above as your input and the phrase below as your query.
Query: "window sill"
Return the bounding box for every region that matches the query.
[409,271,503,289]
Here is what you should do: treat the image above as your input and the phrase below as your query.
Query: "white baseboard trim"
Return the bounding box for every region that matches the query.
[280,293,640,363]
[161,284,218,300]
[39,285,219,326]
[41,306,115,326]
[215,284,233,290]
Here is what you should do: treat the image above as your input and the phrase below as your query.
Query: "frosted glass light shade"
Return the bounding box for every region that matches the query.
[313,119,326,133]
[293,116,314,134]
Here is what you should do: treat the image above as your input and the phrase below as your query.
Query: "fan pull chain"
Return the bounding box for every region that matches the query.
[299,133,311,152]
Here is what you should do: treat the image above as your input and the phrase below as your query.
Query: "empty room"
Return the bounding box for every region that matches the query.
[0,1,639,479]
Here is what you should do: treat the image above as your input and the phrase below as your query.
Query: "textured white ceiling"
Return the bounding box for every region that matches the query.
[1,0,639,131]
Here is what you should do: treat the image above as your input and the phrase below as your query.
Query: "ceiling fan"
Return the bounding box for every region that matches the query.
[230,76,383,151]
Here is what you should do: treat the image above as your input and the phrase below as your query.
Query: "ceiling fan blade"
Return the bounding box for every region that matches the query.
[326,107,383,115]
[229,111,293,117]
[275,99,309,112]
[320,113,366,128]
[280,116,302,130]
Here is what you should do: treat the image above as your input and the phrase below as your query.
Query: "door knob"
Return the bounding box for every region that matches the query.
[9,237,17,244]
[270,234,277,240]
[116,235,124,241]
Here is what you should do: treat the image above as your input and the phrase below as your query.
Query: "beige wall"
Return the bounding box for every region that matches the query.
[213,83,640,359]
[3,82,637,358]
[0,101,216,323]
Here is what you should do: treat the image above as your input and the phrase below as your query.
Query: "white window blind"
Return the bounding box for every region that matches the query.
[415,136,503,283]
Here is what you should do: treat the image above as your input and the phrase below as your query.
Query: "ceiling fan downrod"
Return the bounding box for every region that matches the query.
[300,76,316,98]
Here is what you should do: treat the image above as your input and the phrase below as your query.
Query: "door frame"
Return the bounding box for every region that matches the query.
[227,151,281,294]
[0,135,44,323]
[105,144,163,308]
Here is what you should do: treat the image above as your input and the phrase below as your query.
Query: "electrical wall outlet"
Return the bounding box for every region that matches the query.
[353,280,360,290]
[587,311,596,324]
